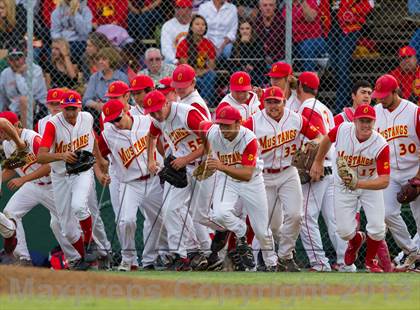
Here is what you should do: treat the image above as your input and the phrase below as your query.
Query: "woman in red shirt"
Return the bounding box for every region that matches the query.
[176,15,217,107]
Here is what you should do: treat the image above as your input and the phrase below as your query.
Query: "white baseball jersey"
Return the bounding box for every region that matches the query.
[47,111,95,175]
[206,124,263,178]
[3,129,51,185]
[285,90,300,113]
[251,108,304,169]
[375,99,420,171]
[179,89,211,120]
[220,92,260,120]
[334,122,388,183]
[37,114,53,137]
[298,98,335,166]
[129,105,144,116]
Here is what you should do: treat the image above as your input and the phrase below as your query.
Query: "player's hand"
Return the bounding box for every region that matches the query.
[148,160,159,175]
[61,151,78,164]
[342,175,358,189]
[206,158,223,171]
[309,160,324,182]
[253,86,263,100]
[171,156,189,170]
[97,172,111,186]
[7,177,25,190]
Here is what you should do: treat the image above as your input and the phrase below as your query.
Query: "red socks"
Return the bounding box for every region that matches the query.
[72,237,85,258]
[79,216,92,246]
[365,235,382,264]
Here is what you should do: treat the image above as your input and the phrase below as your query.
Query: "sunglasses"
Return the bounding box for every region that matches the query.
[147,58,162,62]
[64,106,78,111]
[111,116,122,124]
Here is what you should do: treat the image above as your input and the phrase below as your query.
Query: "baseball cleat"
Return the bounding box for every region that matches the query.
[366,260,384,273]
[210,231,230,253]
[236,236,255,270]
[187,251,208,271]
[98,254,112,271]
[68,259,90,271]
[141,264,155,271]
[394,250,420,272]
[117,260,131,272]
[3,234,17,255]
[154,254,174,271]
[171,254,192,271]
[344,231,366,266]
[206,252,224,271]
[227,249,245,271]
[278,258,301,272]
[338,264,357,273]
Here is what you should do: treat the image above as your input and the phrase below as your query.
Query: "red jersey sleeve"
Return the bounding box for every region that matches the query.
[191,103,208,119]
[98,134,111,157]
[149,122,162,137]
[176,39,188,59]
[242,117,254,131]
[40,121,56,149]
[301,107,326,135]
[376,145,390,175]
[241,139,258,166]
[33,136,41,155]
[199,121,213,136]
[416,108,420,140]
[187,109,206,135]
[327,125,339,143]
[301,116,320,139]
[334,114,345,127]
[34,121,39,133]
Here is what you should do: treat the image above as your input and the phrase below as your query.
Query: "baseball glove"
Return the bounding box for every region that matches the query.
[291,141,319,184]
[192,160,216,181]
[158,155,188,188]
[336,157,358,190]
[66,150,96,175]
[2,143,29,169]
[397,177,420,204]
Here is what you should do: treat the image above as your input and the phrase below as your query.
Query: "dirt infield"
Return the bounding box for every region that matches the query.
[0,266,401,300]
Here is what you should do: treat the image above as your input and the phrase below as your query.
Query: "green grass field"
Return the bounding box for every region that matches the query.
[1,271,419,310]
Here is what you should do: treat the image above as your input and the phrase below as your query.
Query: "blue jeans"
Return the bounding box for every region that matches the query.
[295,37,326,72]
[128,9,162,41]
[410,29,420,59]
[196,70,217,107]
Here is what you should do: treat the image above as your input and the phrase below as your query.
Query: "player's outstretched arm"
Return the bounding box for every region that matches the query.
[147,132,159,175]
[1,169,17,184]
[0,119,26,150]
[310,135,332,181]
[7,165,51,191]
[37,147,77,164]
[355,175,390,190]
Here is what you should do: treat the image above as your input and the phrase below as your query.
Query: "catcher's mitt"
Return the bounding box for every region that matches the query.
[397,177,420,204]
[192,160,216,181]
[291,141,319,184]
[2,143,29,169]
[158,155,188,188]
[336,157,358,190]
[66,150,96,175]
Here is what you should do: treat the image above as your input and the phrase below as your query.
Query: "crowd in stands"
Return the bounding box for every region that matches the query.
[0,0,418,122]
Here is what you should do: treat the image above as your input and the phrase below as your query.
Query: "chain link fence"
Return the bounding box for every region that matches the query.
[0,0,419,268]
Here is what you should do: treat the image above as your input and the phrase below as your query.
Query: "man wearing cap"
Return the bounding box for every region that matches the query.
[161,0,192,64]
[310,104,391,272]
[146,90,222,271]
[128,75,155,116]
[37,90,111,270]
[373,74,420,271]
[296,71,348,272]
[36,88,66,136]
[243,86,322,271]
[217,71,260,121]
[98,99,167,271]
[157,77,177,103]
[0,111,80,267]
[101,80,132,131]
[0,48,47,128]
[389,46,419,105]
[200,105,278,271]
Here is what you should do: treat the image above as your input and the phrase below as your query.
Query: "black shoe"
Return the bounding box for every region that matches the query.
[236,236,255,270]
[227,249,245,271]
[84,244,97,263]
[278,258,301,272]
[187,251,208,271]
[211,231,230,253]
[98,253,112,271]
[69,259,90,271]
[256,249,266,271]
[207,252,224,271]
[265,265,278,272]
[154,254,174,271]
[171,254,192,271]
[142,264,155,271]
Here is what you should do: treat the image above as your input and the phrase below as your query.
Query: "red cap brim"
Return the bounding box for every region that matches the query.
[230,85,252,92]
[264,96,284,101]
[354,115,376,120]
[59,103,81,108]
[371,90,391,99]
[171,80,193,88]
[105,92,125,98]
[266,72,288,78]
[215,119,237,125]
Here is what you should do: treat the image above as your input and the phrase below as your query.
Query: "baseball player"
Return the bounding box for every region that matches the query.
[35,88,65,135]
[310,104,391,272]
[37,90,111,270]
[0,111,80,266]
[334,80,372,126]
[129,75,155,116]
[372,74,420,270]
[199,105,279,271]
[243,86,322,271]
[0,116,28,256]
[156,77,177,103]
[217,71,261,120]
[296,72,349,272]
[98,99,167,271]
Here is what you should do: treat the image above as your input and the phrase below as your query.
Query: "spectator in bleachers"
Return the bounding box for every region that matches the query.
[176,14,216,105]
[285,0,325,71]
[231,19,265,86]
[161,0,192,64]
[389,46,419,105]
[83,47,128,112]
[329,0,374,109]
[139,47,176,85]
[82,31,114,79]
[254,0,284,64]
[43,38,79,89]
[127,0,164,42]
[51,0,93,64]
[88,0,129,28]
[408,0,420,57]
[0,0,27,50]
[0,48,47,127]
[233,0,258,21]
[121,41,145,80]
[198,0,238,59]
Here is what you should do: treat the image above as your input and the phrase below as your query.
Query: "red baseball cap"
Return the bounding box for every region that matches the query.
[103,99,125,123]
[263,86,285,101]
[0,111,19,125]
[175,0,193,8]
[354,104,376,120]
[47,88,66,103]
[60,90,82,108]
[157,77,175,95]
[371,74,399,99]
[171,64,196,88]
[143,90,167,114]
[298,72,320,90]
[105,81,129,98]
[129,75,155,92]
[215,105,241,125]
[230,71,252,92]
[398,46,416,58]
[266,62,293,78]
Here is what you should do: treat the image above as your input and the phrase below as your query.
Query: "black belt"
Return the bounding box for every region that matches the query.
[324,167,332,176]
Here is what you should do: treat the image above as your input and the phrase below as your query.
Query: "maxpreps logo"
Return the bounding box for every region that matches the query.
[337,151,374,167]
[259,129,297,153]
[118,136,148,168]
[379,125,408,142]
[55,134,89,153]
[217,151,242,166]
